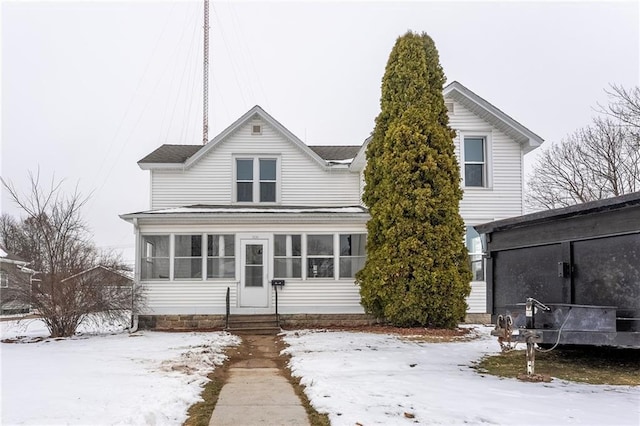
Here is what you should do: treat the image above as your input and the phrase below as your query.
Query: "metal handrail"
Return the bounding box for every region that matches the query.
[225,286,230,329]
[275,285,279,327]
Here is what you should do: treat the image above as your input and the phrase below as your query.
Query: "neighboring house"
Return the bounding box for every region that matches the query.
[0,247,36,315]
[121,81,543,327]
[61,265,133,290]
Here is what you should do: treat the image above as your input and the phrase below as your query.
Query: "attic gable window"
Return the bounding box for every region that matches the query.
[235,157,279,203]
[251,124,262,135]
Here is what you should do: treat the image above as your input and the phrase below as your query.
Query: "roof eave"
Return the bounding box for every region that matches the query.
[444,81,544,151]
[138,162,185,170]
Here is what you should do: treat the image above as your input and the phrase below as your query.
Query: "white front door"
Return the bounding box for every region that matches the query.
[240,239,269,307]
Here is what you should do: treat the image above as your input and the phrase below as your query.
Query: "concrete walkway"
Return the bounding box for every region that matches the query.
[209,335,310,426]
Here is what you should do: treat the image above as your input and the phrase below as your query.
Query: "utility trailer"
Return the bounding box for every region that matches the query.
[475,192,640,350]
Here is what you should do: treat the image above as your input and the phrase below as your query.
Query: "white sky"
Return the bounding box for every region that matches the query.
[2,0,639,265]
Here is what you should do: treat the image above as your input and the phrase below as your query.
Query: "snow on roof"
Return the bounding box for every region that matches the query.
[0,248,7,258]
[145,206,368,215]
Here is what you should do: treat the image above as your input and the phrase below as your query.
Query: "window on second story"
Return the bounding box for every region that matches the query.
[0,271,8,288]
[235,157,278,203]
[463,137,487,187]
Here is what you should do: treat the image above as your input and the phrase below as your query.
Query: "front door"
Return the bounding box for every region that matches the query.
[240,239,269,307]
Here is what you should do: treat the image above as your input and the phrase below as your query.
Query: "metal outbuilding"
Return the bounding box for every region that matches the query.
[476,192,640,347]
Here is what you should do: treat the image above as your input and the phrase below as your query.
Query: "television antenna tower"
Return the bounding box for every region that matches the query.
[202,0,210,145]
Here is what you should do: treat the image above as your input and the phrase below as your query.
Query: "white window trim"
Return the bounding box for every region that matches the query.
[305,233,336,280]
[139,233,171,281]
[273,234,302,279]
[460,132,492,189]
[465,222,488,283]
[0,271,8,288]
[173,234,204,281]
[206,234,237,280]
[232,155,281,204]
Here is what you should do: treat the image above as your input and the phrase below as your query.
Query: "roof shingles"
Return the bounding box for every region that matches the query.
[139,144,362,164]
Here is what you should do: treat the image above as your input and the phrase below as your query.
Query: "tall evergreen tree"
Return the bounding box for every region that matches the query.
[356,31,471,328]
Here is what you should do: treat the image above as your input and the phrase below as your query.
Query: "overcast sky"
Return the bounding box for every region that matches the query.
[2,0,639,265]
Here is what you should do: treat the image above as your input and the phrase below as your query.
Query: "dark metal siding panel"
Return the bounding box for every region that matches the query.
[487,207,640,252]
[492,244,563,314]
[572,234,640,318]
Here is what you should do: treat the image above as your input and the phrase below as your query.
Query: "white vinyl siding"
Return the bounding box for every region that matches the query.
[135,221,368,315]
[150,120,360,209]
[448,98,525,220]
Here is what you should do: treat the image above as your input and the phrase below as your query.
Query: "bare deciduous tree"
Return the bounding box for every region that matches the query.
[1,171,143,337]
[527,86,640,210]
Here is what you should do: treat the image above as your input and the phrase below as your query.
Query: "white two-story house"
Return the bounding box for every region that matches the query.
[120,81,542,329]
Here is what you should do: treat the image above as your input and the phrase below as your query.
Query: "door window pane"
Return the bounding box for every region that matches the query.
[245,244,264,287]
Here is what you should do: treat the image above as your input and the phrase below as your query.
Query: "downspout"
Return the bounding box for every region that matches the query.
[130,217,140,333]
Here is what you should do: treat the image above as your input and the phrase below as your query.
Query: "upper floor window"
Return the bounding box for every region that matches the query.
[466,226,485,281]
[0,271,8,288]
[463,137,486,187]
[235,157,278,203]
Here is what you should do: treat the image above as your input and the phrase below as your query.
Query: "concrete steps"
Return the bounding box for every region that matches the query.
[226,314,280,335]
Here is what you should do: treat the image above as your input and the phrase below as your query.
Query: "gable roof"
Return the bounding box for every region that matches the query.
[61,265,133,284]
[139,105,343,170]
[443,81,544,153]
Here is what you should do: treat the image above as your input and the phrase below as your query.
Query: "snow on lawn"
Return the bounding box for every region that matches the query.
[1,318,240,425]
[283,327,640,426]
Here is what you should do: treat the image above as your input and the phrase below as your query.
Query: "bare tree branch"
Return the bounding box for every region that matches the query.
[527,85,640,210]
[1,172,143,337]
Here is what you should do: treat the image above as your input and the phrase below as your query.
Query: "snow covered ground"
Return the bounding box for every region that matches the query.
[2,321,638,426]
[283,327,640,426]
[0,318,239,425]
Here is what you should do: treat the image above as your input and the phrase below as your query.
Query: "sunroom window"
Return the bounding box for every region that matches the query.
[339,234,366,278]
[466,226,485,281]
[274,234,301,278]
[307,235,334,278]
[141,235,170,280]
[207,235,235,279]
[174,235,202,279]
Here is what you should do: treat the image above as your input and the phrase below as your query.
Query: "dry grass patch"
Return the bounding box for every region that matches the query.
[475,346,640,386]
[301,324,478,343]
